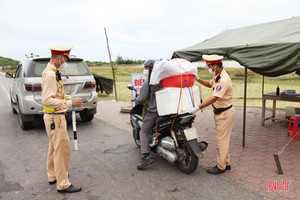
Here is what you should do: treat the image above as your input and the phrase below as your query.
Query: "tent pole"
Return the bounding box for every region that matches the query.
[262,75,265,96]
[243,67,247,147]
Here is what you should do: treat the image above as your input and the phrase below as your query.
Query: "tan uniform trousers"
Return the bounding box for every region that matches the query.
[213,108,235,170]
[44,113,71,190]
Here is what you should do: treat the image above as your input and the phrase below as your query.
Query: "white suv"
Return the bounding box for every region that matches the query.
[5,56,97,130]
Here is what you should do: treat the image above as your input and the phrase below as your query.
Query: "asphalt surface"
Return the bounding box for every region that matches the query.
[0,72,264,200]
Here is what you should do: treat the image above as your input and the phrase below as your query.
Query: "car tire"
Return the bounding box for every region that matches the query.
[79,112,94,122]
[17,101,33,130]
[20,119,33,130]
[11,98,17,114]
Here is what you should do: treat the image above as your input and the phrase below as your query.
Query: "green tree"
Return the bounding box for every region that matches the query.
[116,55,124,64]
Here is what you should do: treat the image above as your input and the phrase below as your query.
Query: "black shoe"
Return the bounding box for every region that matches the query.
[226,165,231,170]
[206,165,225,174]
[49,174,68,185]
[48,180,56,185]
[57,185,82,193]
[137,155,154,170]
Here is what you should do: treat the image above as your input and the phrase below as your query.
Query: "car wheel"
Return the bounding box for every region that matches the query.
[79,112,94,122]
[11,98,17,114]
[17,102,33,130]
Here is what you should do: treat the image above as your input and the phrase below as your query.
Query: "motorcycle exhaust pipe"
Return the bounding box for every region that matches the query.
[156,146,177,163]
[199,141,208,152]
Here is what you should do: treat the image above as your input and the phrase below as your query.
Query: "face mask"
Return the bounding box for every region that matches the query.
[60,62,67,70]
[143,69,149,76]
[59,56,67,70]
[208,66,216,75]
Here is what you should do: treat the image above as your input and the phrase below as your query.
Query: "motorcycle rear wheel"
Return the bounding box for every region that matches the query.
[176,140,198,174]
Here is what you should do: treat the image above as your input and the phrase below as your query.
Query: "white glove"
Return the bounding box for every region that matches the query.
[189,106,200,114]
[194,76,200,81]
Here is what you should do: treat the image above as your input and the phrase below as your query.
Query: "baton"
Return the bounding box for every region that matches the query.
[273,132,299,174]
[199,86,203,112]
[72,110,78,151]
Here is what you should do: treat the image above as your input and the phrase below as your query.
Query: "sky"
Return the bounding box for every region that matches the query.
[0,0,299,62]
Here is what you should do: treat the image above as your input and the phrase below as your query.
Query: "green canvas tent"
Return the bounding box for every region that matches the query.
[172,17,300,76]
[93,73,113,95]
[172,17,300,147]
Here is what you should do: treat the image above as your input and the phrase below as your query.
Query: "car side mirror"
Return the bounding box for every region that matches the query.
[127,84,134,90]
[5,72,14,78]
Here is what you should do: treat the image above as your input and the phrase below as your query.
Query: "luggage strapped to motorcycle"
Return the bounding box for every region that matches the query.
[169,59,195,132]
[154,59,196,143]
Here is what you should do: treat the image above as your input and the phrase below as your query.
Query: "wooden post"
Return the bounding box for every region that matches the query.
[262,75,265,96]
[261,76,265,126]
[104,27,118,101]
[243,67,247,147]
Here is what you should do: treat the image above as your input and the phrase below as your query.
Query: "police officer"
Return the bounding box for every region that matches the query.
[42,46,83,193]
[191,54,235,174]
[133,59,159,170]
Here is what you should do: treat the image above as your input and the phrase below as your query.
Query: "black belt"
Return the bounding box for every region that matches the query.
[45,112,66,115]
[212,105,232,115]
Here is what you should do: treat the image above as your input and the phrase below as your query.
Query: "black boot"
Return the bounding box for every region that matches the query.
[57,185,82,193]
[48,180,56,185]
[206,165,225,174]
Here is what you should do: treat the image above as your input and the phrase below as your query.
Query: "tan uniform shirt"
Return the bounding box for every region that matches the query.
[209,69,233,108]
[42,63,72,113]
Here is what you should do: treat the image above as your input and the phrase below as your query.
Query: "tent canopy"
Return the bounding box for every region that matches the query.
[172,17,300,77]
[93,73,113,94]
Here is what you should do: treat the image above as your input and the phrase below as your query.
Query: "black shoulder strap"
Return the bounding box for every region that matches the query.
[215,73,221,83]
[56,70,61,81]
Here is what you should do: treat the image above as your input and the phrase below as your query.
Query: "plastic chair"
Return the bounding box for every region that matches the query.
[287,115,300,140]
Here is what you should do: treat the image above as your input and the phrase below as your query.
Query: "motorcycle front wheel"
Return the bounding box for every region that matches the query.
[133,126,141,147]
[176,140,198,174]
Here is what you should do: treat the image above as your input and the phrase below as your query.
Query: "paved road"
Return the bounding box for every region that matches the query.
[0,72,264,200]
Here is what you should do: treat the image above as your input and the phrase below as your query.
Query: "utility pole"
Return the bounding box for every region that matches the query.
[104,27,118,101]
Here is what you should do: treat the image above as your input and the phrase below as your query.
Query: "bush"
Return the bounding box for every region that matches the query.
[116,55,144,65]
[0,56,19,68]
[85,61,108,67]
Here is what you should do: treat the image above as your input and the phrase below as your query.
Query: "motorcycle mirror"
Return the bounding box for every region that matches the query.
[127,84,134,90]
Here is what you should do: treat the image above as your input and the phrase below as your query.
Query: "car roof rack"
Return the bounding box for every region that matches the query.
[25,53,39,59]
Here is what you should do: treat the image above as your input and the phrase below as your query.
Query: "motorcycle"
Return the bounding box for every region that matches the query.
[128,84,208,174]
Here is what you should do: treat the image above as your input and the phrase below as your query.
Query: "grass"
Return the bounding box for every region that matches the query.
[91,64,300,109]
[3,63,298,108]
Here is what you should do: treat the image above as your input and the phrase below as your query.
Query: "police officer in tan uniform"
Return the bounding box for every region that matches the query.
[42,46,83,193]
[191,54,235,174]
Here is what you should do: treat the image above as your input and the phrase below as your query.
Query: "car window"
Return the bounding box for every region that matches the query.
[60,61,92,76]
[15,64,22,78]
[25,60,92,77]
[26,60,48,77]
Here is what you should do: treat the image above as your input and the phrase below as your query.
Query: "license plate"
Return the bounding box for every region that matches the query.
[184,127,198,141]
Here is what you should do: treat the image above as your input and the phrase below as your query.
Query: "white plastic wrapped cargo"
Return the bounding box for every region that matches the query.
[156,86,200,116]
[149,58,197,85]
